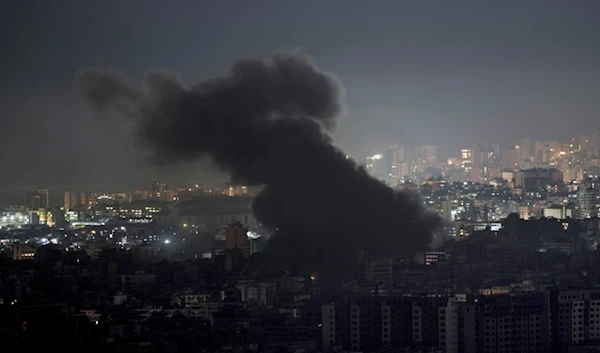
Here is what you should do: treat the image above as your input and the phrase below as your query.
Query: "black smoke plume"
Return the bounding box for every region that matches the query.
[76,50,440,272]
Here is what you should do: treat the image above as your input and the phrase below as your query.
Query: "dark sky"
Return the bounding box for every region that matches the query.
[1,0,599,198]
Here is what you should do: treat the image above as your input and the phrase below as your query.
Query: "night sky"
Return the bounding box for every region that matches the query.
[1,0,599,200]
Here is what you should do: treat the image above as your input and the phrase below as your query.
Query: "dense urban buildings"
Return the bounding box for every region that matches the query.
[365,134,599,188]
[1,133,600,352]
[3,0,599,351]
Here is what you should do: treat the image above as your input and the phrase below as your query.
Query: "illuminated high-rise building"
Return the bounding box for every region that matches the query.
[415,145,437,169]
[63,191,95,210]
[87,192,98,207]
[73,191,98,208]
[577,179,599,220]
[79,192,88,207]
[384,145,407,183]
[64,191,77,210]
[460,148,474,171]
[382,145,402,177]
[533,140,562,166]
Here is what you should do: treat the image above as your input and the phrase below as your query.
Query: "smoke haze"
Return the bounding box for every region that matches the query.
[76,50,440,271]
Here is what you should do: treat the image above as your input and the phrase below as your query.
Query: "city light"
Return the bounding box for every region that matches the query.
[0,3,599,351]
[246,231,262,239]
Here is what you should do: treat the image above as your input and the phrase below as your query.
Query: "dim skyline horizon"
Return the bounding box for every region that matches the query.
[1,0,599,195]
[4,3,600,352]
[0,127,597,207]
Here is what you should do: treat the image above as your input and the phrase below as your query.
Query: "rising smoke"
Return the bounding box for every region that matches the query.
[76,50,440,272]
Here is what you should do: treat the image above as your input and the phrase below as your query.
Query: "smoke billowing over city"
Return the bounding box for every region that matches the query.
[5,2,600,352]
[76,51,440,271]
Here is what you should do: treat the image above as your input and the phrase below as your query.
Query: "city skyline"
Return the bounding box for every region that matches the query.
[1,131,598,207]
[2,133,598,210]
[3,2,600,352]
[1,0,600,194]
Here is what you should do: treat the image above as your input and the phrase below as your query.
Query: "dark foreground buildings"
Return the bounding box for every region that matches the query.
[2,193,600,352]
